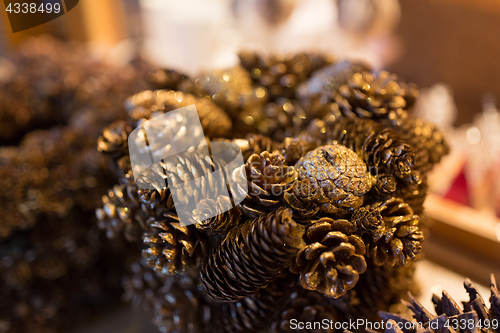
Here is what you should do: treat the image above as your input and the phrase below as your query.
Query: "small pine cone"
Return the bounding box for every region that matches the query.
[126,89,232,138]
[281,135,320,166]
[142,211,204,275]
[153,274,211,333]
[379,275,500,333]
[201,208,305,301]
[122,258,166,311]
[284,178,321,220]
[291,218,367,298]
[361,198,424,267]
[294,144,374,214]
[318,116,416,179]
[138,187,175,211]
[395,174,428,215]
[351,206,383,234]
[146,68,197,94]
[95,181,152,242]
[239,133,281,161]
[234,151,297,218]
[372,174,397,198]
[96,120,131,159]
[192,196,242,232]
[271,291,338,333]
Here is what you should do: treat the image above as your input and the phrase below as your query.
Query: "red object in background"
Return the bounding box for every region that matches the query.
[444,167,470,207]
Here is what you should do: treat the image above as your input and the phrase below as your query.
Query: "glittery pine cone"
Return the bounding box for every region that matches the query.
[271,291,338,333]
[192,196,242,232]
[97,120,131,159]
[379,275,500,333]
[233,151,297,218]
[358,198,424,267]
[201,208,305,301]
[293,144,374,214]
[142,211,205,275]
[291,218,367,299]
[317,117,416,179]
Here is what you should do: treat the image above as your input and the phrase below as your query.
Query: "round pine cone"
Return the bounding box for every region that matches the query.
[284,178,322,220]
[97,120,131,159]
[271,291,338,333]
[233,151,297,218]
[142,211,205,275]
[293,144,374,214]
[358,198,424,266]
[201,208,305,301]
[192,196,242,232]
[291,218,367,298]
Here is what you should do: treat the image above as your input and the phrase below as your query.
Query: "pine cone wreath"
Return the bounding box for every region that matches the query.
[316,116,416,180]
[126,89,232,138]
[192,196,242,232]
[142,211,205,275]
[201,208,305,301]
[353,198,423,267]
[291,218,367,299]
[233,151,298,218]
[96,120,131,160]
[271,291,338,333]
[292,144,375,214]
[379,275,500,333]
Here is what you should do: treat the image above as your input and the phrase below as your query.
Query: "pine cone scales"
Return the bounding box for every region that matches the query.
[97,120,131,159]
[142,212,204,275]
[192,197,242,232]
[291,218,367,299]
[293,144,374,214]
[201,208,305,301]
[355,198,424,267]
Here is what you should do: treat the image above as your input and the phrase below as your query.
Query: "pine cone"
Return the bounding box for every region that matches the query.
[233,151,297,218]
[394,174,428,215]
[355,198,423,267]
[379,275,500,333]
[96,120,131,159]
[239,133,280,161]
[142,211,205,275]
[293,144,374,214]
[282,135,320,166]
[201,208,305,301]
[372,174,398,199]
[271,291,338,333]
[314,117,416,179]
[291,218,367,298]
[126,89,232,138]
[122,257,166,311]
[192,196,242,232]
[153,274,211,333]
[284,178,322,220]
[146,68,197,94]
[95,178,152,242]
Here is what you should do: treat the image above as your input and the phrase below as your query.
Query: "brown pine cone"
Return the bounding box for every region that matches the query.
[291,218,367,299]
[372,174,397,199]
[284,178,322,220]
[146,68,198,94]
[201,208,305,301]
[142,211,205,275]
[394,174,428,215]
[356,198,424,267]
[96,120,131,159]
[126,89,232,138]
[233,151,297,218]
[192,196,242,232]
[281,135,320,166]
[153,273,211,333]
[293,144,374,214]
[379,275,500,333]
[122,257,166,311]
[95,178,152,242]
[314,116,416,180]
[271,291,338,333]
[239,133,281,161]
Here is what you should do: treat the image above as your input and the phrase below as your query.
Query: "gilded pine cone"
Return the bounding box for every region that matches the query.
[291,218,367,298]
[97,120,131,159]
[284,178,322,220]
[142,212,205,275]
[201,208,305,301]
[360,198,424,267]
[294,144,374,214]
[192,196,242,232]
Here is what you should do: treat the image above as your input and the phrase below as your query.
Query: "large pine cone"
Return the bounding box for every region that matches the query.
[126,89,232,138]
[292,144,374,214]
[142,211,205,275]
[353,198,423,267]
[291,218,367,299]
[271,291,338,333]
[233,151,297,218]
[311,117,416,180]
[379,275,500,333]
[192,196,242,232]
[201,208,305,301]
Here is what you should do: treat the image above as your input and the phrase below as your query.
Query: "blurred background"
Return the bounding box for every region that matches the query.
[1,0,500,332]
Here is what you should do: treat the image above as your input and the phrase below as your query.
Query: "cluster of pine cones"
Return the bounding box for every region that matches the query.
[96,51,450,333]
